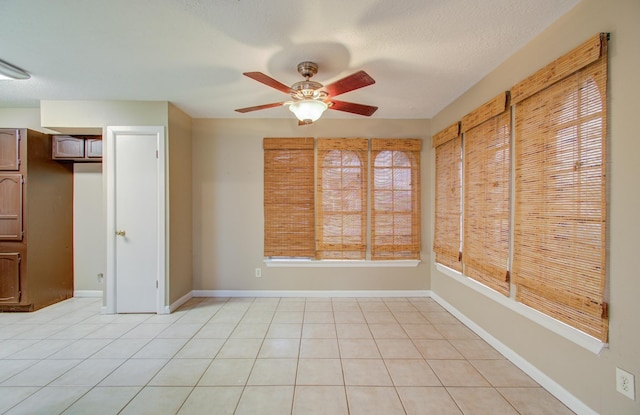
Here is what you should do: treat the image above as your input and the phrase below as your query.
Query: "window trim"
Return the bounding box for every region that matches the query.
[265,259,421,267]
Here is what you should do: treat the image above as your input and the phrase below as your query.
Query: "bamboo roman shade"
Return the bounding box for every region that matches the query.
[462,93,511,295]
[512,34,608,341]
[316,138,368,259]
[371,139,421,260]
[263,138,315,257]
[433,123,462,271]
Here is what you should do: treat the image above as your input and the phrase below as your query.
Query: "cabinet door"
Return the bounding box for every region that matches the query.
[0,174,23,240]
[86,138,103,158]
[52,136,85,159]
[0,252,20,303]
[0,129,20,170]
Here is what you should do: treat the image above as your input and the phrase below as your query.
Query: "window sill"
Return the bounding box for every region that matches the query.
[265,259,421,268]
[435,263,607,355]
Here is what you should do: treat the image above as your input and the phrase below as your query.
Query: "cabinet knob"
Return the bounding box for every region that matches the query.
[115,230,126,237]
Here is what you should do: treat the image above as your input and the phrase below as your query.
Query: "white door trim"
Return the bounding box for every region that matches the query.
[105,126,166,314]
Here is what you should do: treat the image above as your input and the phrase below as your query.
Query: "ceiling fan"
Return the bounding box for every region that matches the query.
[235,61,378,125]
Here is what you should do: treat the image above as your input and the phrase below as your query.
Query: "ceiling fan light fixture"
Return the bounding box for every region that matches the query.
[0,59,30,80]
[289,99,328,123]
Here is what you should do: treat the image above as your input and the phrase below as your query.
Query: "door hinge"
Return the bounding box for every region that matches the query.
[156,150,159,159]
[156,280,159,288]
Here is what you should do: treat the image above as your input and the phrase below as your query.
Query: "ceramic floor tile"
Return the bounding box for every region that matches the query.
[61,386,141,415]
[241,311,275,324]
[90,338,150,359]
[48,338,113,359]
[194,323,236,339]
[174,338,225,358]
[132,338,189,359]
[292,385,348,415]
[375,339,422,359]
[448,387,519,414]
[198,358,254,386]
[392,311,429,324]
[345,386,405,415]
[48,324,105,339]
[423,311,462,325]
[338,338,381,358]
[247,358,297,385]
[434,324,479,339]
[1,359,81,386]
[272,311,304,324]
[266,323,302,339]
[428,359,491,387]
[396,387,463,415]
[120,323,172,339]
[302,323,337,339]
[363,311,397,324]
[0,340,39,359]
[470,359,539,387]
[335,324,372,339]
[449,339,504,359]
[258,338,300,358]
[148,358,211,386]
[99,358,168,386]
[0,386,39,414]
[368,323,408,339]
[51,358,125,386]
[8,339,74,359]
[414,339,464,360]
[305,302,333,312]
[119,386,192,415]
[303,311,335,323]
[235,385,294,415]
[300,338,340,358]
[342,359,393,386]
[230,323,270,339]
[0,360,39,384]
[332,302,362,312]
[385,359,442,386]
[402,324,444,340]
[177,386,243,415]
[84,323,138,339]
[296,359,344,385]
[333,311,366,324]
[3,386,89,415]
[498,387,576,415]
[217,338,263,358]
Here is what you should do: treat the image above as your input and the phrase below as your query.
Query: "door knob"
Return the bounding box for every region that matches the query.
[116,230,126,237]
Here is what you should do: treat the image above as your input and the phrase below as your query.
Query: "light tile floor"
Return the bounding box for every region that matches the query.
[0,297,576,415]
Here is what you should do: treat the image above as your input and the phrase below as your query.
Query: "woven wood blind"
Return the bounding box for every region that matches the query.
[264,137,315,257]
[316,138,368,259]
[433,131,462,271]
[463,107,511,295]
[512,35,608,341]
[371,139,421,260]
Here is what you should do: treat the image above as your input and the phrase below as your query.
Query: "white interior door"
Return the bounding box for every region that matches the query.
[106,126,165,314]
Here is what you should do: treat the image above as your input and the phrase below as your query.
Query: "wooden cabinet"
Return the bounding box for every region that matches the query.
[52,135,102,161]
[0,128,73,311]
[0,252,20,303]
[0,129,20,170]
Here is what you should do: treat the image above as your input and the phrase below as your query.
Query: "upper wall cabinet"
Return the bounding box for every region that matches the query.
[0,129,20,171]
[52,135,102,162]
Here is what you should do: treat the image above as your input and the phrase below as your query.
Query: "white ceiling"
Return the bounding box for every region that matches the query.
[0,0,579,120]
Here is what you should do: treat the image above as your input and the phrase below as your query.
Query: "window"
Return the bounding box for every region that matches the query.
[316,138,368,259]
[264,137,422,261]
[432,123,462,271]
[461,92,511,295]
[263,137,315,257]
[371,139,422,260]
[432,33,609,342]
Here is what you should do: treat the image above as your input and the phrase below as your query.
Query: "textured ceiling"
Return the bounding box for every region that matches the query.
[0,0,579,119]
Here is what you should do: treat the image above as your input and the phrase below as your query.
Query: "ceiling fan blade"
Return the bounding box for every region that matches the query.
[322,70,375,97]
[243,72,294,94]
[328,99,378,116]
[235,102,286,113]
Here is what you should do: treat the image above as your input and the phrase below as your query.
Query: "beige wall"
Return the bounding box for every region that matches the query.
[430,1,640,414]
[73,163,106,292]
[192,118,431,292]
[168,104,193,303]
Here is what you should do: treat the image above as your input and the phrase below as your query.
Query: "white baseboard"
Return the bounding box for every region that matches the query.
[191,290,431,298]
[168,291,194,312]
[74,290,103,298]
[430,292,598,415]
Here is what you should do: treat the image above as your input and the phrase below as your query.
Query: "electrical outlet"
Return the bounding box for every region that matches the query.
[255,268,262,278]
[616,367,635,400]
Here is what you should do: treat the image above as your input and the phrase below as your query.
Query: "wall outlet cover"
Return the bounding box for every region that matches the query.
[616,367,635,400]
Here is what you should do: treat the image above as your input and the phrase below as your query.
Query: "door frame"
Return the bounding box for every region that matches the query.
[104,126,166,314]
